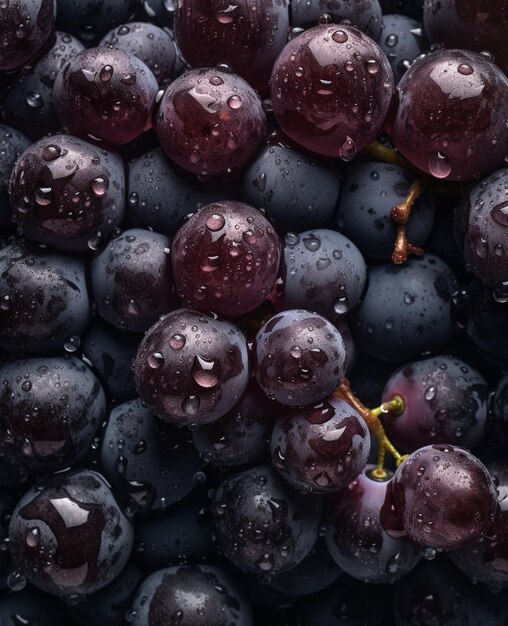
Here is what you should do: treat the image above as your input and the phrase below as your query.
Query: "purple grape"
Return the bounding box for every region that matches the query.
[388,49,508,180]
[0,240,91,353]
[174,0,290,92]
[212,465,323,575]
[270,394,370,493]
[291,0,383,41]
[100,22,176,85]
[0,124,31,226]
[0,0,56,72]
[155,67,267,177]
[270,24,394,159]
[380,444,497,550]
[0,356,106,473]
[53,47,158,145]
[381,355,489,454]
[91,228,178,332]
[255,310,348,406]
[171,201,281,317]
[130,565,253,626]
[9,134,125,251]
[8,470,134,596]
[275,229,367,320]
[134,308,249,426]
[326,465,422,583]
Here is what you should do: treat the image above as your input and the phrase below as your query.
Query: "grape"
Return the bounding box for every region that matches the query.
[100,398,201,513]
[270,24,394,159]
[0,355,106,473]
[351,254,458,362]
[192,380,275,467]
[493,374,508,442]
[380,0,423,20]
[55,0,138,46]
[423,1,508,73]
[291,0,383,41]
[0,124,31,226]
[275,229,367,320]
[0,588,64,625]
[0,240,91,353]
[140,0,176,26]
[174,0,290,92]
[53,47,159,145]
[388,49,508,181]
[378,15,427,84]
[129,565,253,626]
[449,460,508,591]
[335,162,435,260]
[8,470,134,596]
[9,134,125,251]
[155,67,266,177]
[457,168,508,296]
[381,355,489,453]
[91,228,178,332]
[0,0,56,72]
[82,320,141,404]
[134,308,249,426]
[241,144,341,235]
[255,309,348,406]
[1,31,85,141]
[270,394,370,493]
[127,148,236,235]
[171,201,281,317]
[466,281,508,364]
[380,444,497,550]
[212,465,323,575]
[326,465,422,583]
[100,22,176,85]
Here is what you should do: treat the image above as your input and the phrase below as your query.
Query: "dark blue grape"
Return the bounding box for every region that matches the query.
[0,356,106,473]
[335,162,435,260]
[9,135,125,251]
[100,398,201,513]
[0,240,91,353]
[380,0,422,20]
[275,229,367,320]
[378,15,427,84]
[467,281,508,365]
[0,124,31,226]
[241,144,341,235]
[0,587,64,625]
[139,0,176,26]
[212,465,323,575]
[8,469,134,596]
[352,254,458,362]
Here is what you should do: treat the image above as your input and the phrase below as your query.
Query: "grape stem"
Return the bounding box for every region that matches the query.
[334,380,407,480]
[391,180,425,265]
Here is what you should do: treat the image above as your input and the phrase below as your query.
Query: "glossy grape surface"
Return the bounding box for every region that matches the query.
[270,24,394,158]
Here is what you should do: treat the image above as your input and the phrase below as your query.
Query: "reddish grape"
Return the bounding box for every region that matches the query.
[0,0,55,72]
[380,444,497,550]
[174,0,290,92]
[53,47,158,145]
[255,310,348,406]
[381,355,489,453]
[9,134,125,251]
[326,466,422,582]
[156,67,267,177]
[171,201,281,317]
[270,24,394,159]
[389,49,508,181]
[270,395,370,493]
[134,308,249,426]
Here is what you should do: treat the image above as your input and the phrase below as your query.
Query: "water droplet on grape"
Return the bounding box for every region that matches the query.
[148,352,164,369]
[491,201,508,226]
[332,30,348,43]
[90,176,109,197]
[191,355,221,388]
[182,395,200,415]
[428,152,451,178]
[206,213,225,231]
[99,65,114,82]
[227,95,242,109]
[340,136,357,161]
[457,63,474,75]
[425,386,437,401]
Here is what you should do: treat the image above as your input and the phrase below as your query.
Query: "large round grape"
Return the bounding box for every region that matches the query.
[134,308,249,426]
[53,47,158,145]
[380,444,497,550]
[8,470,134,596]
[174,0,289,92]
[9,135,125,251]
[171,201,281,317]
[0,0,56,72]
[270,24,394,159]
[156,67,266,177]
[389,49,508,181]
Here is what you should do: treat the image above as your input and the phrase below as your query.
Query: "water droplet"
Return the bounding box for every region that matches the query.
[99,65,114,82]
[34,187,52,206]
[491,201,508,226]
[191,355,221,388]
[209,75,224,86]
[386,552,402,574]
[333,298,348,315]
[256,553,274,572]
[290,346,302,359]
[182,395,200,415]
[425,386,436,401]
[285,232,300,246]
[64,335,81,353]
[316,257,331,270]
[422,546,437,560]
[243,229,257,244]
[206,213,225,231]
[201,255,220,273]
[90,176,109,197]
[148,352,164,369]
[227,95,242,109]
[88,231,103,251]
[7,571,26,592]
[385,318,393,330]
[42,144,61,161]
[303,235,321,252]
[385,33,398,47]
[457,63,474,75]
[475,237,489,259]
[332,30,348,43]
[428,152,451,179]
[314,472,331,487]
[339,136,357,161]
[21,380,31,392]
[25,91,43,108]
[366,59,379,74]
[404,292,415,305]
[25,527,40,548]
[493,281,508,303]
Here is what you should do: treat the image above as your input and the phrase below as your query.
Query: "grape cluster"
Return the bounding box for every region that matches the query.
[0,1,507,625]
